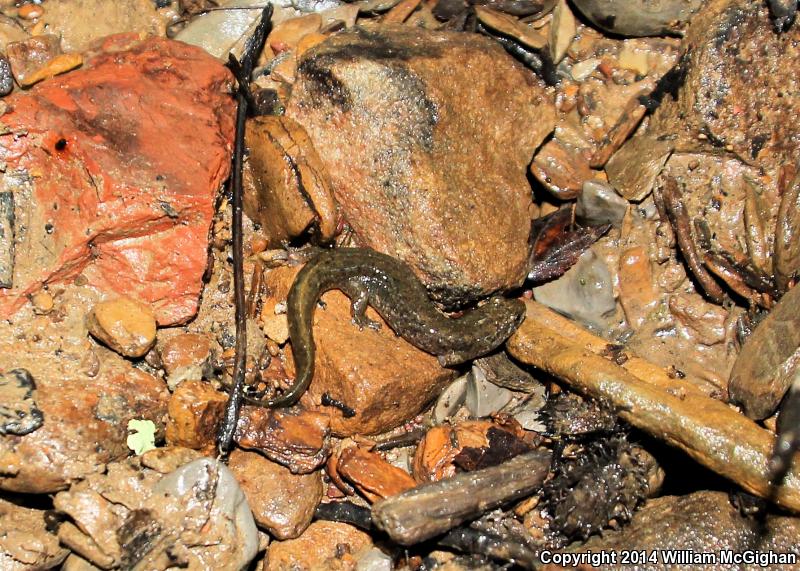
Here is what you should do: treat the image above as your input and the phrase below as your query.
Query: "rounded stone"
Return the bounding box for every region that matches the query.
[87,297,157,358]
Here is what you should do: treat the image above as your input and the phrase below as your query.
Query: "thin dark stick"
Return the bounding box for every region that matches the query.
[217,5,273,457]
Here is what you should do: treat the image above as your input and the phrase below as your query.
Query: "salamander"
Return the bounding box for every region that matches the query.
[255,247,527,407]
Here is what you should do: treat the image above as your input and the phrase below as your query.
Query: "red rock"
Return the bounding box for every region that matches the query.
[0,34,234,325]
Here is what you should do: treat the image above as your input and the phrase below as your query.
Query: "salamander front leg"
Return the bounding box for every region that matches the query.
[349,284,382,331]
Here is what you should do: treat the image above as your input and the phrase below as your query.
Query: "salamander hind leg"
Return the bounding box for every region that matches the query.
[349,282,382,331]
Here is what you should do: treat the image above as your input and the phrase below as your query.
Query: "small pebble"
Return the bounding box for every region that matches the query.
[86,296,157,358]
[31,291,54,314]
[159,333,211,391]
[19,52,83,88]
[465,366,515,418]
[18,3,44,19]
[356,547,393,571]
[618,46,650,76]
[433,375,468,423]
[576,180,629,227]
[0,57,13,97]
[570,58,600,82]
[261,313,289,344]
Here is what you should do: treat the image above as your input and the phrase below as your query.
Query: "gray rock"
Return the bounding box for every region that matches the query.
[533,249,616,331]
[576,180,628,227]
[0,57,12,97]
[433,375,468,423]
[356,547,393,571]
[177,0,341,60]
[465,366,515,418]
[153,458,260,571]
[575,491,800,567]
[0,179,15,288]
[571,0,703,36]
[0,368,42,436]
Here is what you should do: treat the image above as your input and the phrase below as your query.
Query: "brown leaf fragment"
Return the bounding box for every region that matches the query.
[337,446,416,502]
[453,426,532,472]
[412,419,531,482]
[730,283,800,420]
[413,421,491,483]
[528,208,610,283]
[383,0,422,23]
[776,169,800,294]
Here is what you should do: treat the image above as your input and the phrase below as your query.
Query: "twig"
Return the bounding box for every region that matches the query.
[506,300,800,513]
[217,5,273,457]
[315,501,540,567]
[371,450,552,545]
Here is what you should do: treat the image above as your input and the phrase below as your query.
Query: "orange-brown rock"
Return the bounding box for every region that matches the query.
[165,380,227,454]
[262,266,456,436]
[5,34,62,86]
[287,25,556,307]
[139,446,203,474]
[334,446,416,502]
[229,449,323,540]
[267,13,322,53]
[16,52,83,88]
[618,246,660,329]
[40,0,168,52]
[165,379,331,472]
[0,497,68,570]
[0,350,168,493]
[158,332,212,389]
[412,418,531,482]
[530,139,594,200]
[235,407,331,474]
[86,296,157,358]
[264,521,372,571]
[244,116,337,246]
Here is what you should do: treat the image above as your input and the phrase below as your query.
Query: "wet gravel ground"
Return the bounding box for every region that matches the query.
[0,0,798,569]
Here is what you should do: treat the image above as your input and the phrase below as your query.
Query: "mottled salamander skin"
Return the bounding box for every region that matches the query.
[261,248,527,407]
